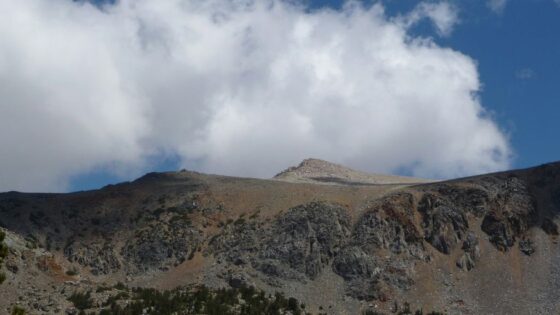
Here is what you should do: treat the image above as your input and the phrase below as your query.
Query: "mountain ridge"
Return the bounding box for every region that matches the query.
[0,159,559,314]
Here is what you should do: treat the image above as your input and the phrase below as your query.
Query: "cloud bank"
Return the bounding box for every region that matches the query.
[0,0,511,192]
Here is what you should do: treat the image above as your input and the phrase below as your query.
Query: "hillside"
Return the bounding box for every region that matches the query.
[0,160,559,314]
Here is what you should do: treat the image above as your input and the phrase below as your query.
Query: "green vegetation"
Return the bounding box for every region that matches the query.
[68,291,94,310]
[96,285,112,293]
[361,309,444,315]
[11,306,26,315]
[0,230,8,284]
[103,291,130,307]
[360,300,447,315]
[89,284,308,315]
[113,282,127,290]
[67,282,448,315]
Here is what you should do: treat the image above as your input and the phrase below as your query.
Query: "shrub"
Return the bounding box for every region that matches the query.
[113,282,127,290]
[11,306,26,315]
[68,291,93,310]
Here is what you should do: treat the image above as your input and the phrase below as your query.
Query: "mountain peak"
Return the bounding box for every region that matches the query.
[274,158,432,185]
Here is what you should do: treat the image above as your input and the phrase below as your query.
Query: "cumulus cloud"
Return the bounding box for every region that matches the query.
[0,0,511,192]
[399,1,459,36]
[487,0,508,14]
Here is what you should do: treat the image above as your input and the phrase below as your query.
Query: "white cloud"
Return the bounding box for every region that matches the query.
[399,2,459,36]
[0,0,511,192]
[487,0,508,14]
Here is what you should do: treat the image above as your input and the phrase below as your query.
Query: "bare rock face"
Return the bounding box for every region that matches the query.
[64,242,121,275]
[210,197,423,301]
[332,247,379,281]
[456,232,480,270]
[332,247,384,300]
[352,193,424,257]
[209,202,352,281]
[419,193,470,255]
[121,222,202,273]
[481,177,536,251]
[335,193,424,300]
[416,185,490,257]
[259,202,352,279]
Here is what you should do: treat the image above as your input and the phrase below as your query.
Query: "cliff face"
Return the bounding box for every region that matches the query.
[0,161,559,314]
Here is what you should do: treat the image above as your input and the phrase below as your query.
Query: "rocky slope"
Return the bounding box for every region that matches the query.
[0,160,559,314]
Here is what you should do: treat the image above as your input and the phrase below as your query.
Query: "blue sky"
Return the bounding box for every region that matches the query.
[439,0,560,170]
[2,0,559,192]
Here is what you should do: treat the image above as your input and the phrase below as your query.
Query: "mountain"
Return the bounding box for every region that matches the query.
[274,158,433,185]
[0,160,559,314]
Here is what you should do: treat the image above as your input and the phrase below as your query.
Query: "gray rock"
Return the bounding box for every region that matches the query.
[64,242,121,275]
[519,238,535,256]
[228,273,253,289]
[481,177,535,251]
[121,223,201,273]
[352,193,424,258]
[259,202,351,279]
[456,232,480,271]
[418,193,469,254]
[210,201,351,281]
[332,247,379,280]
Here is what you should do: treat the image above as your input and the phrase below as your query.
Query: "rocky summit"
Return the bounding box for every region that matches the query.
[1,160,560,314]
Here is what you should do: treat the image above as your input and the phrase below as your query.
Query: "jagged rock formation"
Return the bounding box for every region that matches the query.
[210,202,352,283]
[0,160,559,314]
